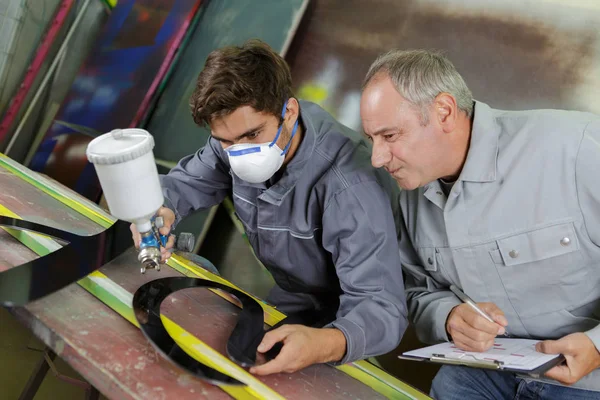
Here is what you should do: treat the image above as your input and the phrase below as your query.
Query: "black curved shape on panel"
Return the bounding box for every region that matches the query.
[0,216,270,386]
[132,277,267,386]
[0,216,126,306]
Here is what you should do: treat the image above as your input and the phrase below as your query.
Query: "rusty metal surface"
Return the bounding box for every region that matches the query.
[0,169,389,398]
[0,167,103,235]
[0,229,40,272]
[12,284,231,400]
[4,247,388,399]
[106,250,387,399]
[288,0,600,132]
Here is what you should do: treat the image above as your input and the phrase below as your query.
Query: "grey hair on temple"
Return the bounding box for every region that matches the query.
[363,49,474,124]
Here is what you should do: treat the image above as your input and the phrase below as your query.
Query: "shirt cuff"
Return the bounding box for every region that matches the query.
[433,299,462,343]
[326,317,366,365]
[585,324,600,353]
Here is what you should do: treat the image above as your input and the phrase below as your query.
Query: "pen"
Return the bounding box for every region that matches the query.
[449,284,509,336]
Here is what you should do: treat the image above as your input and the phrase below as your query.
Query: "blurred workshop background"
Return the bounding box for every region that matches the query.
[1,0,599,398]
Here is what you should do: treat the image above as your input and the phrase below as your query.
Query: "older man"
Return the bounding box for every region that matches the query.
[360,49,600,399]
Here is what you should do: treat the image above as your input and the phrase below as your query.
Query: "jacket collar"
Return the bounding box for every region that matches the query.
[458,100,500,183]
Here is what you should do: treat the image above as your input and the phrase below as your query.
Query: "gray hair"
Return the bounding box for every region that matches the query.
[363,49,473,124]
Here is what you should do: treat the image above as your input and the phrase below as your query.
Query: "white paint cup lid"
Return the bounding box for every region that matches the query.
[86,128,155,165]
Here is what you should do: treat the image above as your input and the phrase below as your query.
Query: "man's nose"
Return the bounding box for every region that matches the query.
[371,142,391,168]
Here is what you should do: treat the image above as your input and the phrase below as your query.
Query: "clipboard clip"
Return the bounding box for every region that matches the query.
[431,353,505,370]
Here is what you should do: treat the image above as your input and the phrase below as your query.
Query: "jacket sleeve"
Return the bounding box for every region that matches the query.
[322,180,408,364]
[159,137,231,226]
[575,117,600,352]
[396,194,461,344]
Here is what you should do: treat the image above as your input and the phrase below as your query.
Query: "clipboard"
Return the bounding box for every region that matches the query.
[399,345,565,378]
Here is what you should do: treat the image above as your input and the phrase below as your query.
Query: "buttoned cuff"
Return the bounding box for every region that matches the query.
[326,317,366,365]
[584,325,600,354]
[433,299,462,343]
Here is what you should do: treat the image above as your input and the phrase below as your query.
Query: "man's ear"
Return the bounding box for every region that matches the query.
[435,93,457,133]
[285,97,300,124]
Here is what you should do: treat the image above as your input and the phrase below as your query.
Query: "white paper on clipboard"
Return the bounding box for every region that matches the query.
[401,338,561,372]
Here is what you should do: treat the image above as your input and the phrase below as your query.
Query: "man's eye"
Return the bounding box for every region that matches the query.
[248,132,259,139]
[383,133,396,141]
[365,135,373,142]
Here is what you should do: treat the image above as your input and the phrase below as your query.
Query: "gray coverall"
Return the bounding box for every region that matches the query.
[160,101,408,364]
[401,101,600,391]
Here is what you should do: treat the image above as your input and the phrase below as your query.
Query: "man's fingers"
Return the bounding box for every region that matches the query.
[450,330,494,353]
[158,207,176,226]
[536,339,563,355]
[251,333,302,375]
[536,338,576,384]
[250,345,295,376]
[458,309,502,337]
[494,314,508,326]
[544,364,575,385]
[257,326,292,353]
[455,303,505,335]
[250,356,286,376]
[466,315,504,336]
[159,235,175,262]
[130,223,140,248]
[479,303,508,326]
[164,234,176,250]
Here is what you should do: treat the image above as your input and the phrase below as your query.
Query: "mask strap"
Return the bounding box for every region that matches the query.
[269,100,289,148]
[280,118,299,155]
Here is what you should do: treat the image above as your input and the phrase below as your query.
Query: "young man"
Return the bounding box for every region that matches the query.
[361,49,600,398]
[132,40,408,375]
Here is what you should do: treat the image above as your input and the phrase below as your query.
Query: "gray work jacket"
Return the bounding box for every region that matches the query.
[160,101,408,363]
[400,101,600,391]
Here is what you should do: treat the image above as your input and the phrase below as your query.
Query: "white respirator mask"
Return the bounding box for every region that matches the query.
[225,101,299,183]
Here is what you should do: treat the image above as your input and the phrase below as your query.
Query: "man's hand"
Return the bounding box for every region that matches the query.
[130,206,176,262]
[249,325,346,376]
[446,302,508,352]
[536,332,600,385]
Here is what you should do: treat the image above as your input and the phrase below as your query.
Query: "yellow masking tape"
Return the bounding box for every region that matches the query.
[0,203,20,218]
[83,271,282,400]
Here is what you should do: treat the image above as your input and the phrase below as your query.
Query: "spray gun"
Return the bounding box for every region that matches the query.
[86,128,195,273]
[137,215,195,273]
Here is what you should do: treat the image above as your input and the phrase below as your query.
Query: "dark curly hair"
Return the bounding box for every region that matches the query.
[189,39,293,126]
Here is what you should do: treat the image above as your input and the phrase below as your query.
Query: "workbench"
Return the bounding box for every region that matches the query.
[0,154,429,399]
